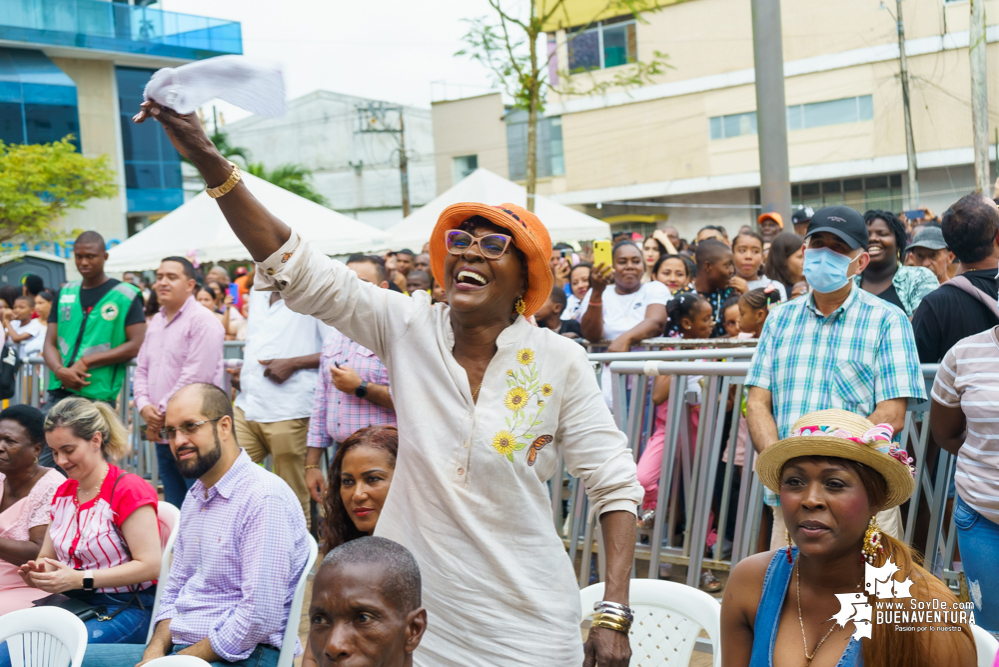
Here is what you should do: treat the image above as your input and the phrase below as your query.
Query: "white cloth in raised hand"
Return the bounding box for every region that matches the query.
[143,55,285,117]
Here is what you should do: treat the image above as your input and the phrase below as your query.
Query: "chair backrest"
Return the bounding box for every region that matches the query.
[142,656,212,666]
[146,501,181,644]
[277,533,319,667]
[0,607,88,667]
[971,623,998,667]
[580,580,721,667]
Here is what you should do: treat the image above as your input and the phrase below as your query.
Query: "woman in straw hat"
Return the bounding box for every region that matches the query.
[135,101,642,667]
[721,409,975,667]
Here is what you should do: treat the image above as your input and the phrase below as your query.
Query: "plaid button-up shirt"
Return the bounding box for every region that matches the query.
[307,328,396,448]
[746,286,926,505]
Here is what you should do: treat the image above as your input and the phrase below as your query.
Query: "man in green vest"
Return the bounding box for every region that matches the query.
[41,231,146,464]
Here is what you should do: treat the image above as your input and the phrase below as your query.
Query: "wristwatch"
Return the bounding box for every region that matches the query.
[355,381,369,399]
[82,571,94,591]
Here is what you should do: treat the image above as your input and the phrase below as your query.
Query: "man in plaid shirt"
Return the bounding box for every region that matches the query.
[305,255,397,503]
[745,206,926,549]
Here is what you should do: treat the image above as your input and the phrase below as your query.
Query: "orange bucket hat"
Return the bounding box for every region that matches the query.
[758,211,784,229]
[429,202,554,318]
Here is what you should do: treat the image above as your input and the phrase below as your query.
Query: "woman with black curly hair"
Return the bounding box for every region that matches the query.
[320,424,398,555]
[856,209,938,317]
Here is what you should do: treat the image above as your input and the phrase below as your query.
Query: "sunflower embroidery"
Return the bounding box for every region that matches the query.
[489,348,554,463]
[492,430,525,462]
[504,387,529,412]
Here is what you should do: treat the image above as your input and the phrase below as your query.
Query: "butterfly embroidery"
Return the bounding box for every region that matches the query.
[526,435,553,466]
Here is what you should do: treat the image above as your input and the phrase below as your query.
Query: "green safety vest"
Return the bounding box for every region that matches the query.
[50,280,141,402]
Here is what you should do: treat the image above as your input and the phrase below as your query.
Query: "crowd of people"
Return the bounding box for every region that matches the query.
[0,96,995,667]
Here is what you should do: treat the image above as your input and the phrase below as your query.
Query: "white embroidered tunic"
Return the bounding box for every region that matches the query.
[256,234,643,666]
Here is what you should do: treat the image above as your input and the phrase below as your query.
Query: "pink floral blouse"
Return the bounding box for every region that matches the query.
[0,469,65,540]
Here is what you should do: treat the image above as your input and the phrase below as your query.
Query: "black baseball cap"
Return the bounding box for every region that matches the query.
[805,205,869,250]
[792,206,814,225]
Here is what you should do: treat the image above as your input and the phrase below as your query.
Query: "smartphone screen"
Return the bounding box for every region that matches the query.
[904,209,923,220]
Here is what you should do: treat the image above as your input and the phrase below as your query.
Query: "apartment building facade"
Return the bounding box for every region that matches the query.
[0,0,241,248]
[432,0,999,241]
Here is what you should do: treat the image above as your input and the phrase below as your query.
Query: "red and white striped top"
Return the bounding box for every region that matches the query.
[49,465,158,593]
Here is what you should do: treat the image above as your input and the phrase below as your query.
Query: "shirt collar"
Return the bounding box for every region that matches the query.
[191,448,252,500]
[161,294,198,324]
[805,283,858,321]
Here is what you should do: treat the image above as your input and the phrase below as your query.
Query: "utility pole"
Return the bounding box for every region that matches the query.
[398,112,410,217]
[751,0,792,223]
[970,0,989,193]
[894,0,919,207]
[356,103,411,217]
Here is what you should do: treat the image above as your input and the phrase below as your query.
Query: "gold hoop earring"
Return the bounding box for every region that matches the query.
[786,529,793,564]
[863,516,882,564]
[514,297,526,315]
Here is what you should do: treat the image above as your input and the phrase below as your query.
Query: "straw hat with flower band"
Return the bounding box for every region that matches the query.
[755,409,916,510]
[429,202,554,318]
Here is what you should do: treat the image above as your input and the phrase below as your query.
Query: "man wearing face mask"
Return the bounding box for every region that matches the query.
[744,206,926,549]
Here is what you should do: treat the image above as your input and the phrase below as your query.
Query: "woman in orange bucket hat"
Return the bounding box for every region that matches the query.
[137,100,643,667]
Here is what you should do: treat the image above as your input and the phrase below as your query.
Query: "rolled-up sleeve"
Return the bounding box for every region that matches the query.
[556,345,643,518]
[254,233,413,361]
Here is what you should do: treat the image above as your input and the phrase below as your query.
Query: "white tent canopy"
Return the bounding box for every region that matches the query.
[385,169,610,250]
[106,172,388,272]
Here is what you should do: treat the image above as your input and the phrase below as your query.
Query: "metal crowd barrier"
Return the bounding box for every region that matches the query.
[9,341,962,594]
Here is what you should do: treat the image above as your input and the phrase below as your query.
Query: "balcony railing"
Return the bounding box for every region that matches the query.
[0,0,242,60]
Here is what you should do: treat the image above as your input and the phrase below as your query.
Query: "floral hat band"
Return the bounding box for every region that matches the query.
[789,423,916,478]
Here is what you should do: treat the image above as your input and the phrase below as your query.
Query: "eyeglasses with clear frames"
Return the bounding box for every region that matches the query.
[445,230,513,259]
[159,417,222,442]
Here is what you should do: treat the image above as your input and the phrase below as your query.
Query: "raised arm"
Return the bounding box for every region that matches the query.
[134,101,289,260]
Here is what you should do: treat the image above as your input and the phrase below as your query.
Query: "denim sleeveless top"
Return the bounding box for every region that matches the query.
[748,547,863,667]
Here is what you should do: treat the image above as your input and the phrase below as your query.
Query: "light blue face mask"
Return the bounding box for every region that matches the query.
[802,247,855,293]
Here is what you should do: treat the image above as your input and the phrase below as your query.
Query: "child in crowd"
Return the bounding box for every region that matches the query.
[3,294,44,358]
[635,293,723,591]
[406,270,431,295]
[653,254,695,294]
[672,239,741,338]
[763,232,805,300]
[564,262,591,320]
[721,296,741,339]
[732,230,788,301]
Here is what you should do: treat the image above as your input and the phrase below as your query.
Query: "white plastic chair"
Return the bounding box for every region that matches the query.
[147,501,181,643]
[142,656,212,667]
[972,624,998,667]
[277,533,319,667]
[580,579,721,667]
[0,607,88,667]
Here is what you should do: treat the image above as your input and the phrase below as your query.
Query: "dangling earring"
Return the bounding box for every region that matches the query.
[786,529,794,564]
[33,456,38,465]
[863,516,882,564]
[514,297,526,315]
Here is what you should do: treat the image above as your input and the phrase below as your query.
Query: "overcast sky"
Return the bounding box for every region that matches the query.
[158,0,503,121]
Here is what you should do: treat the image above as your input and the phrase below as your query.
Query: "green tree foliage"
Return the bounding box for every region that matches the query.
[0,136,117,243]
[457,0,671,211]
[245,162,329,206]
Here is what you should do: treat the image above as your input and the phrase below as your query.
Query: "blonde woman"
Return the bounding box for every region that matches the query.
[11,399,160,653]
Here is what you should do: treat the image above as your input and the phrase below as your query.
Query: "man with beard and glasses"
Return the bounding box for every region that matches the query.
[81,383,310,667]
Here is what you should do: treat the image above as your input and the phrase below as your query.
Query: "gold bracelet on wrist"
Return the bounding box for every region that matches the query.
[206,161,242,199]
[304,464,321,470]
[592,618,631,634]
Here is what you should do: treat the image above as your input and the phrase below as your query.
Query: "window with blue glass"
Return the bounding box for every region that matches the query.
[0,48,80,149]
[116,66,183,212]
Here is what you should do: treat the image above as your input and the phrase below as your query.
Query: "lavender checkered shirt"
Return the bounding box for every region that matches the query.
[307,328,396,448]
[155,450,309,661]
